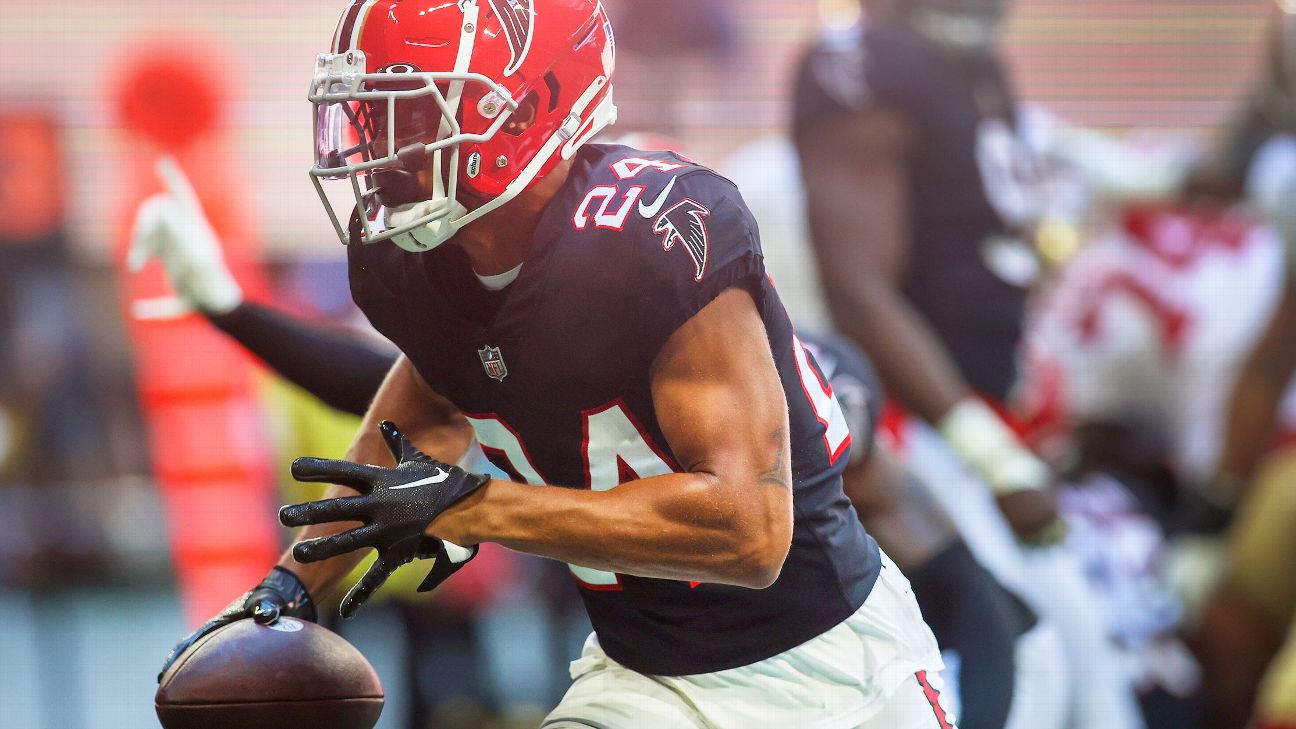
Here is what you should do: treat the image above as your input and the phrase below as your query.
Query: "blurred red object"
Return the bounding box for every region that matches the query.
[112,37,279,626]
[0,113,63,243]
[114,41,223,152]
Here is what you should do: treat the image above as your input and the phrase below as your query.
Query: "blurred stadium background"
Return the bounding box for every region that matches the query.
[0,1,1281,728]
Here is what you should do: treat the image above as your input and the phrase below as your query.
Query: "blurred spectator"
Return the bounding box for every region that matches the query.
[0,112,154,590]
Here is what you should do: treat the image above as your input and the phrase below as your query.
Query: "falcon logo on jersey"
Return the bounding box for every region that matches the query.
[652,199,710,281]
[478,346,508,381]
[487,0,535,76]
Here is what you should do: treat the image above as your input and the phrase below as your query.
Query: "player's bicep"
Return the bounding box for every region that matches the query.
[649,287,791,492]
[797,109,912,289]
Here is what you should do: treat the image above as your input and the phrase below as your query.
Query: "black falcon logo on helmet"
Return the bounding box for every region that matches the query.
[488,0,535,76]
[652,199,711,282]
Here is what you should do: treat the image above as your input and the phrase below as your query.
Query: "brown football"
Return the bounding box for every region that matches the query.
[156,617,384,729]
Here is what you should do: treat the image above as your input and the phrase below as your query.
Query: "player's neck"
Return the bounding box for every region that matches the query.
[456,159,574,276]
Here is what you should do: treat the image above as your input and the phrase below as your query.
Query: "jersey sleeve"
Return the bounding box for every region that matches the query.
[628,168,766,361]
[210,302,396,416]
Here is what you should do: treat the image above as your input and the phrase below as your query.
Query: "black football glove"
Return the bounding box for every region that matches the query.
[280,420,489,618]
[157,566,315,682]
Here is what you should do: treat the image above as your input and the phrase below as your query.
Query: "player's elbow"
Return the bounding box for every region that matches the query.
[728,498,792,589]
[740,537,790,590]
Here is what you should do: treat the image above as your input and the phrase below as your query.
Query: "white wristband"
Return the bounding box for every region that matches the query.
[938,398,1049,496]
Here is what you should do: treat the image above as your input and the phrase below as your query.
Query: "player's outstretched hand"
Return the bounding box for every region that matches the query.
[158,566,315,682]
[938,398,1068,546]
[995,488,1067,546]
[281,421,489,618]
[128,155,243,315]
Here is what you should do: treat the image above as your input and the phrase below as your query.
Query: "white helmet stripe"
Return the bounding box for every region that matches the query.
[431,2,481,203]
[333,2,360,53]
[349,0,382,54]
[440,1,480,138]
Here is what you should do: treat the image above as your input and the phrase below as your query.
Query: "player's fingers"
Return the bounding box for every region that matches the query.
[339,558,395,619]
[442,540,477,565]
[127,195,169,271]
[154,155,203,212]
[290,457,379,492]
[157,615,231,683]
[415,542,478,593]
[378,420,418,464]
[279,495,368,529]
[292,525,382,563]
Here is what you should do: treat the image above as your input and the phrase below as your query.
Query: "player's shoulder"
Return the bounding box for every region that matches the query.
[546,144,764,346]
[557,143,759,279]
[568,143,742,201]
[795,21,937,124]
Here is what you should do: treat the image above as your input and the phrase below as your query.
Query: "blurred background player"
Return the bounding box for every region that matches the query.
[785,0,1146,727]
[802,333,1067,729]
[722,124,1068,729]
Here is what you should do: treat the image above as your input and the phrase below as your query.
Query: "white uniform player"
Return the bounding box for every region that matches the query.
[1029,204,1288,486]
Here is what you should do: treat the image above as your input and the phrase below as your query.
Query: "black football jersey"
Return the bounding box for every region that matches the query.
[348,144,881,676]
[793,23,1037,401]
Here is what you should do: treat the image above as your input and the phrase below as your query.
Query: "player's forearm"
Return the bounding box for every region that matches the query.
[824,277,969,424]
[1217,281,1296,483]
[209,302,396,416]
[433,472,792,589]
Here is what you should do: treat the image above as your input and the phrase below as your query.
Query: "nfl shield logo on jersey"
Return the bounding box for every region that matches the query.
[478,346,508,381]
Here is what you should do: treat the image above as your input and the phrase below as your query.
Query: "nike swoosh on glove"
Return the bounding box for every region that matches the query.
[280,421,489,618]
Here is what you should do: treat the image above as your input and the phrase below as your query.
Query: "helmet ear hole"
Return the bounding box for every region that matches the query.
[542,72,562,113]
[502,91,539,136]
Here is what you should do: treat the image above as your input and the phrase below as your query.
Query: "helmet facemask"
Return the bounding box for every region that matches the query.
[309,49,521,252]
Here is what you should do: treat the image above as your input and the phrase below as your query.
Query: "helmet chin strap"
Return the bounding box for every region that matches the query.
[376,142,467,252]
[384,198,470,252]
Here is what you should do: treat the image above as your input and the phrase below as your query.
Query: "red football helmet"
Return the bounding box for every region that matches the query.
[310,0,617,251]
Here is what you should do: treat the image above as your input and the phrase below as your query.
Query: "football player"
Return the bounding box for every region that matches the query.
[140,136,1042,727]
[158,2,952,726]
[790,1,1145,727]
[138,143,1051,729]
